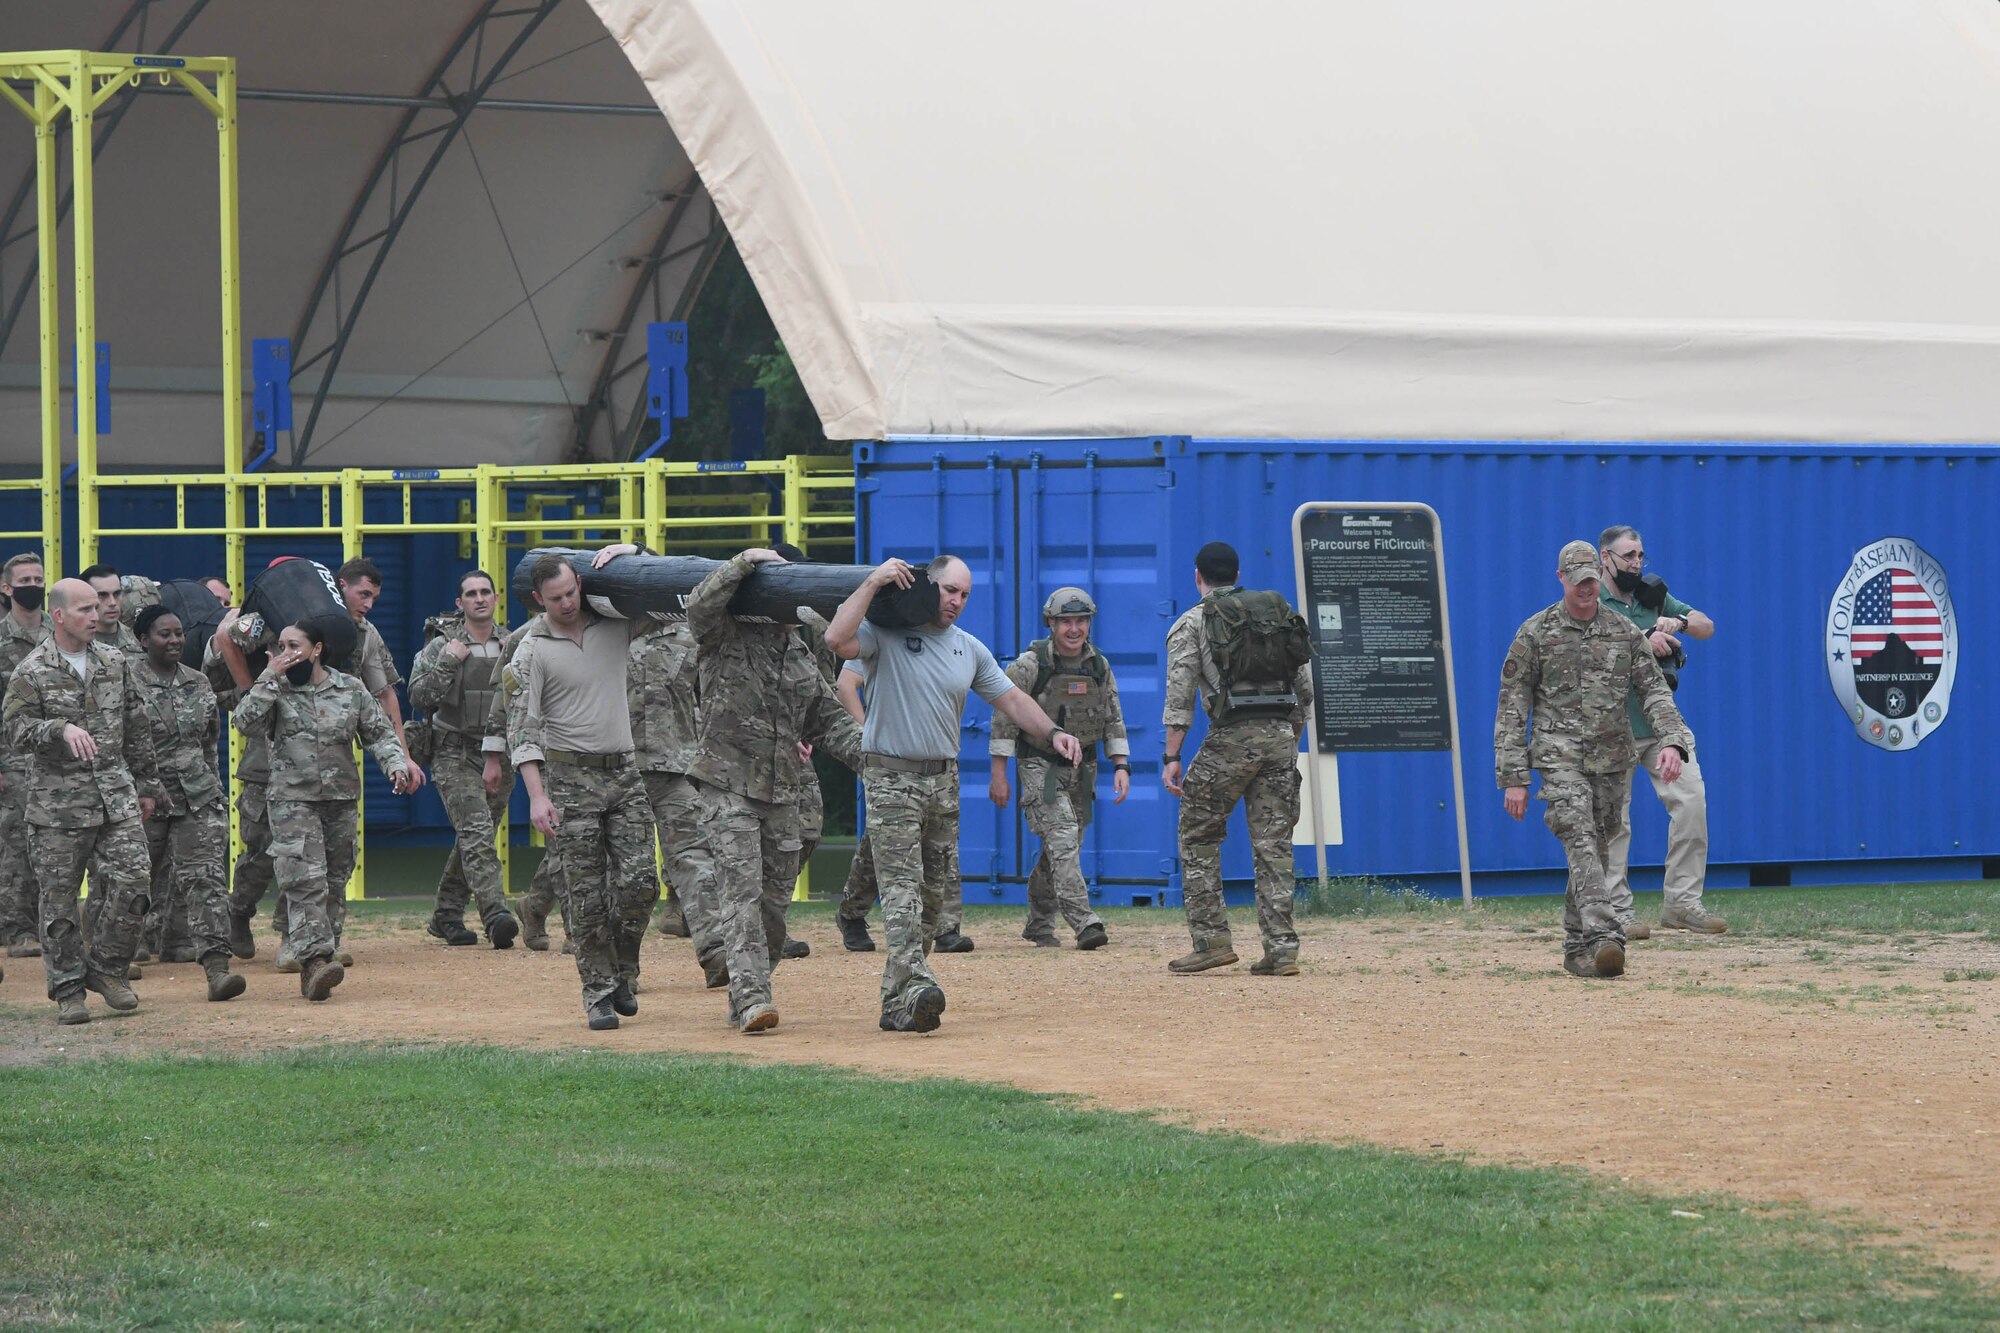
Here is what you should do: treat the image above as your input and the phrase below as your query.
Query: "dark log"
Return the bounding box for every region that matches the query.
[507,548,937,628]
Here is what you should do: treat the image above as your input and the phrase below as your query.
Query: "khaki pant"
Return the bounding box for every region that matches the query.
[1603,737,1709,923]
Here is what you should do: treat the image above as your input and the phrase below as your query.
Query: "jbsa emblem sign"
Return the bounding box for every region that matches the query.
[1825,537,1957,753]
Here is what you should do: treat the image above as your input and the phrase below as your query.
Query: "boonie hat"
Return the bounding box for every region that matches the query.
[1557,540,1602,584]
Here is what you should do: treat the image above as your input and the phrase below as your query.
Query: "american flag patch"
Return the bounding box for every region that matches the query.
[1851,567,1942,663]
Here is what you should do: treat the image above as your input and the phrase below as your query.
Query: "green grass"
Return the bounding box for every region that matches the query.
[0,1048,1994,1330]
[356,844,2000,944]
[1464,880,2000,943]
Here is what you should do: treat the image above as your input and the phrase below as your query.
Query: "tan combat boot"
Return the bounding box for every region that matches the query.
[1660,907,1728,934]
[1168,945,1239,974]
[56,993,89,1025]
[204,955,247,1002]
[84,968,139,1011]
[300,957,345,1002]
[518,896,550,951]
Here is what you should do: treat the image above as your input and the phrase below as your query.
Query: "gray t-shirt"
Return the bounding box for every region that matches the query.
[853,619,1013,761]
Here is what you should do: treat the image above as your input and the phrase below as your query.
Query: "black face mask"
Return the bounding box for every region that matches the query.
[285,660,316,686]
[10,584,44,611]
[1611,568,1643,594]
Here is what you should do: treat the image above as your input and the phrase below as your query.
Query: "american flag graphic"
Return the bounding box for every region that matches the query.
[1850,567,1943,662]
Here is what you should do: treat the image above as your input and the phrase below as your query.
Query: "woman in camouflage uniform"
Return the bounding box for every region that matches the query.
[131,605,245,1001]
[233,618,410,1001]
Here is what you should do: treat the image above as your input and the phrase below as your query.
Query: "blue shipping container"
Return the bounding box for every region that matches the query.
[856,437,1998,902]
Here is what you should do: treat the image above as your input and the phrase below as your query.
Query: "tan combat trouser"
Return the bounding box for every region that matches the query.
[1603,737,1709,924]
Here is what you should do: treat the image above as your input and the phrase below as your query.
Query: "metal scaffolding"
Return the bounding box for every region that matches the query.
[0,48,858,903]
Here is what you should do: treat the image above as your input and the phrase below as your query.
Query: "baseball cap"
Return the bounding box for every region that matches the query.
[1558,540,1602,584]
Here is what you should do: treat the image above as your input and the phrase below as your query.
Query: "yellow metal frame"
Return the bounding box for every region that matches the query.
[0,50,242,576]
[4,51,857,907]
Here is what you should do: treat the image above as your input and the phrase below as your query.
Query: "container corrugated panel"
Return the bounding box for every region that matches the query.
[858,440,1181,905]
[861,437,1998,898]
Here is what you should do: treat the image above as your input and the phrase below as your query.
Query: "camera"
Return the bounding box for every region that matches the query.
[1633,573,1687,690]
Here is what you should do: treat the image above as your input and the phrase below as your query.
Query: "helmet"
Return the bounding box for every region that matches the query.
[1042,586,1097,620]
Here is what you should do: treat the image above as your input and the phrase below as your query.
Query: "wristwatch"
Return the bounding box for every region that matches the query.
[1112,759,1131,772]
[1162,751,1181,766]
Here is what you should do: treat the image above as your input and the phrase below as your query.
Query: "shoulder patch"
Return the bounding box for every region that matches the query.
[1502,659,1519,679]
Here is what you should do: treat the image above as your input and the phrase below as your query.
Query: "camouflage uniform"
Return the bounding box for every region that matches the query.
[212,612,399,942]
[96,619,143,657]
[0,609,51,951]
[409,618,512,935]
[233,668,407,965]
[134,660,230,964]
[833,657,965,937]
[629,623,721,971]
[504,609,662,1011]
[685,555,860,1025]
[864,762,960,1011]
[1495,590,1693,964]
[205,615,280,935]
[1164,591,1313,964]
[488,623,569,948]
[3,637,164,1003]
[992,641,1130,941]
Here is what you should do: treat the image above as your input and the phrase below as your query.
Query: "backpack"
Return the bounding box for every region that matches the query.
[1201,586,1313,723]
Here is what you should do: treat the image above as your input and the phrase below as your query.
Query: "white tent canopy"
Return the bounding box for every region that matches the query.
[593,0,2000,444]
[0,0,716,468]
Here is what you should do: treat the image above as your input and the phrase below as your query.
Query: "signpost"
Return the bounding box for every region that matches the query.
[1292,503,1473,904]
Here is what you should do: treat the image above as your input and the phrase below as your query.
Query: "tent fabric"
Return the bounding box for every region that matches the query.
[592,0,2000,444]
[0,0,710,468]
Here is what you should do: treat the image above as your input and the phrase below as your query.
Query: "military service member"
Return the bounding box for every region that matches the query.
[827,554,1079,1033]
[408,570,519,948]
[0,552,50,959]
[337,557,427,794]
[829,659,976,954]
[685,548,861,1034]
[1162,542,1314,977]
[80,563,144,655]
[990,587,1129,950]
[485,618,572,954]
[209,608,285,963]
[131,605,244,1000]
[234,619,410,1000]
[3,578,164,1024]
[1496,540,1694,979]
[828,661,884,952]
[1597,525,1725,938]
[505,546,665,1031]
[627,618,727,986]
[215,565,409,969]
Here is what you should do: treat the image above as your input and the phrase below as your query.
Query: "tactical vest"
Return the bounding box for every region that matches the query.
[1025,638,1116,752]
[432,638,503,738]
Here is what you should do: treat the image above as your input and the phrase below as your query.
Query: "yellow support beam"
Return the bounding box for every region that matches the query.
[33,75,60,577]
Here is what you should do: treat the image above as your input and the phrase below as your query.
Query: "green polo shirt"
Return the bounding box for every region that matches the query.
[1601,587,1694,739]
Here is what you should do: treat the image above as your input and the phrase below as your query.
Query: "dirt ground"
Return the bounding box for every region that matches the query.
[4,907,1997,1275]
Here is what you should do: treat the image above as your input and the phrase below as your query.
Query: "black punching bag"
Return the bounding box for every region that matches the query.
[508,548,938,628]
[155,579,229,672]
[244,558,360,669]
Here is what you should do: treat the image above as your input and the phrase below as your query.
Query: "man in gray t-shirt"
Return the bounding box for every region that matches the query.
[828,554,1080,1032]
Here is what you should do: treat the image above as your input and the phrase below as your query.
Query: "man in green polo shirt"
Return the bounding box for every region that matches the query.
[1597,525,1726,938]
